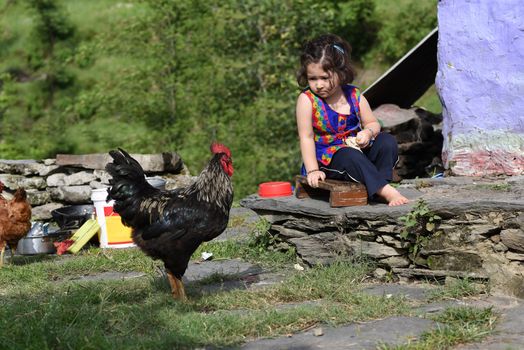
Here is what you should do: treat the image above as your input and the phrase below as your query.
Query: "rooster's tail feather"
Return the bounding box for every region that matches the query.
[106,149,152,202]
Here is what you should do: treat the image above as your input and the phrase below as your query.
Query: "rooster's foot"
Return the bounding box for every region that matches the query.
[167,271,187,301]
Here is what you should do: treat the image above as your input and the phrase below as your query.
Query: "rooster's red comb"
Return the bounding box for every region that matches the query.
[210,142,231,157]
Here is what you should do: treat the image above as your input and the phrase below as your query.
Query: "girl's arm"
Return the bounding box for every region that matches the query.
[296,93,325,187]
[356,95,381,147]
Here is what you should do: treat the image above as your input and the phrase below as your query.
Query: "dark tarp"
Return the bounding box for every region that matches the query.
[363,28,438,110]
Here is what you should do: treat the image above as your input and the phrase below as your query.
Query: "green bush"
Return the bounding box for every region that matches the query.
[0,0,436,198]
[367,0,437,65]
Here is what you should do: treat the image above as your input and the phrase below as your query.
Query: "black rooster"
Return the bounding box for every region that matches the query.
[105,143,234,300]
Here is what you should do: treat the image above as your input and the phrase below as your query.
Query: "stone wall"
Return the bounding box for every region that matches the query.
[240,177,524,297]
[0,152,194,221]
[374,104,443,178]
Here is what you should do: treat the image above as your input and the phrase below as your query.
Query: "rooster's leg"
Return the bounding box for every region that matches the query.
[167,271,187,301]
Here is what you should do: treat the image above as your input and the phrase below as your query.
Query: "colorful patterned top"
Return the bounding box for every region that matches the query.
[301,84,362,173]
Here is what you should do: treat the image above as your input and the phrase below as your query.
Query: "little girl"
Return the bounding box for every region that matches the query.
[296,34,409,206]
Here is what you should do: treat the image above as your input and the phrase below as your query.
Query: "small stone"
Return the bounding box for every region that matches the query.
[376,225,399,233]
[490,235,501,243]
[380,256,410,267]
[493,242,508,252]
[313,328,324,337]
[506,252,524,261]
[445,276,458,285]
[373,268,388,279]
[501,229,524,253]
[398,276,411,283]
[380,235,409,249]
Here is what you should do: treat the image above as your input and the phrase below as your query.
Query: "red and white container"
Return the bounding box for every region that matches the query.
[91,188,135,249]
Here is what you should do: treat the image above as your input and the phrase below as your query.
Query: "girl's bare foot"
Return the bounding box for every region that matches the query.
[376,184,409,206]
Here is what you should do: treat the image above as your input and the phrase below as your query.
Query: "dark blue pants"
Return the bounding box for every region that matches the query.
[320,133,398,198]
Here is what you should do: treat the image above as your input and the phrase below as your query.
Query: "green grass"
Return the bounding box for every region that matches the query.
[476,183,512,192]
[427,278,488,301]
[382,306,497,349]
[0,218,496,349]
[0,248,159,291]
[193,219,297,269]
[0,250,406,349]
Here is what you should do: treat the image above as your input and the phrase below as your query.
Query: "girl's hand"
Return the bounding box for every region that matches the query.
[307,170,325,188]
[356,129,373,148]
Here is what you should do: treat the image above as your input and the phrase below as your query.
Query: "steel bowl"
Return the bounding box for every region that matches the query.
[17,235,56,255]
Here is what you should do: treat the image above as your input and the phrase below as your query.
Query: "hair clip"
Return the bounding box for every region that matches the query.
[333,44,344,54]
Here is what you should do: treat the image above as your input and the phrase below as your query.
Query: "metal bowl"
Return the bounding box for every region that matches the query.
[17,236,56,255]
[16,222,69,255]
[51,205,94,230]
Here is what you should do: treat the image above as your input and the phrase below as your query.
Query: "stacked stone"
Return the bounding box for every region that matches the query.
[373,104,443,179]
[254,208,524,297]
[0,152,193,221]
[256,206,524,282]
[240,177,524,297]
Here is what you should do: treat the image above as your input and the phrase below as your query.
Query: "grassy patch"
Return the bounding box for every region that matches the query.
[0,219,494,349]
[476,183,511,192]
[427,278,488,301]
[381,306,496,349]
[0,248,160,292]
[193,219,297,268]
[227,214,247,228]
[0,255,407,349]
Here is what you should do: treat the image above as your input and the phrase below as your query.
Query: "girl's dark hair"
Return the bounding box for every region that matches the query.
[296,34,355,87]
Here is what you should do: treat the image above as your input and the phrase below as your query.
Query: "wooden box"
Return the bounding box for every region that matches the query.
[294,175,368,207]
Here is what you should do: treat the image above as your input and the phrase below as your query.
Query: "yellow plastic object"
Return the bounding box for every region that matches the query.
[67,219,100,254]
[103,215,133,245]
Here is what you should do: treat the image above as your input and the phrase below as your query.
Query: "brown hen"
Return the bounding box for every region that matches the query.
[0,181,32,266]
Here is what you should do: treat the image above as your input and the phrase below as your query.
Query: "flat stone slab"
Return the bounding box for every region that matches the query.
[184,259,288,294]
[240,316,437,349]
[362,283,435,302]
[55,152,183,172]
[240,176,524,297]
[184,259,264,282]
[240,176,524,219]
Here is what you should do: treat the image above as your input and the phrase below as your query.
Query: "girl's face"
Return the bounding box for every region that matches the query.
[306,62,339,98]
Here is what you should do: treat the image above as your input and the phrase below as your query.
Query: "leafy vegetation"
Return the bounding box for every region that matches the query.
[0,0,439,198]
[399,199,442,258]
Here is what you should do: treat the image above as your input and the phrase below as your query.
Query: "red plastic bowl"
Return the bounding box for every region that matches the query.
[258,182,293,197]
